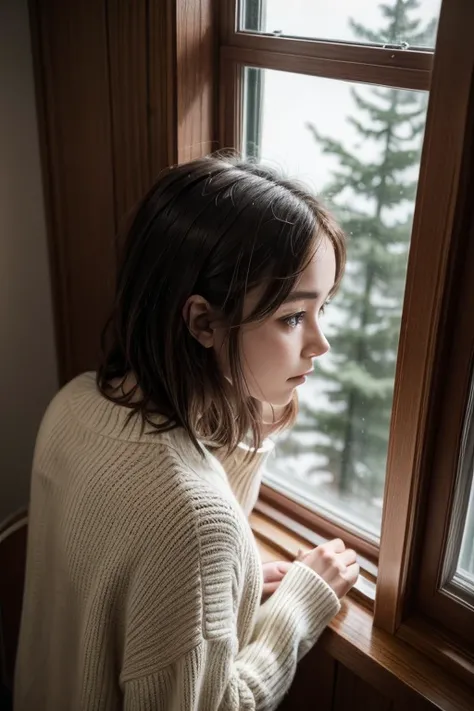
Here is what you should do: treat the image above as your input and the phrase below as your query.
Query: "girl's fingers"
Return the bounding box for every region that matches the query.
[262,581,281,596]
[344,562,360,585]
[262,561,290,582]
[324,538,346,553]
[275,562,292,576]
[338,548,357,566]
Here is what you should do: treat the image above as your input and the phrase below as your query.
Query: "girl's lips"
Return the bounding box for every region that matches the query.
[290,375,306,384]
[288,369,314,381]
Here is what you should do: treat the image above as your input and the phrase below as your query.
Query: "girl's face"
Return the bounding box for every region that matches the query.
[215,237,337,406]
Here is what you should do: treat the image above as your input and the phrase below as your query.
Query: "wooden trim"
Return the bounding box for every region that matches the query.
[219,0,237,45]
[374,0,474,635]
[175,0,219,162]
[251,504,376,608]
[252,528,474,709]
[397,618,474,690]
[106,0,152,227]
[148,0,177,176]
[229,32,433,76]
[414,139,474,646]
[221,45,430,91]
[219,58,242,151]
[259,484,379,564]
[322,602,474,709]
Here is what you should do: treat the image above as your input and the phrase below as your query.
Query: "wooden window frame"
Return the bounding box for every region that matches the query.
[218,0,474,683]
[413,156,474,648]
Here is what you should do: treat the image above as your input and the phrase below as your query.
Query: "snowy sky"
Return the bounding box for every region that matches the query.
[244,3,443,528]
[259,0,441,45]
[245,0,442,192]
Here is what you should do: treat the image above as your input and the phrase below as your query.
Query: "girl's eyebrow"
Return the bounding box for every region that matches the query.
[283,290,320,303]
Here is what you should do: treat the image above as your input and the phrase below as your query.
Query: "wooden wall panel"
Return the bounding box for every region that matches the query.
[148,0,176,176]
[31,0,220,382]
[277,654,439,711]
[278,656,438,711]
[333,665,391,711]
[106,0,151,229]
[30,0,116,382]
[278,645,336,711]
[175,0,218,162]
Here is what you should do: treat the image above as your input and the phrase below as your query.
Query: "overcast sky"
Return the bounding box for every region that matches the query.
[260,0,441,45]
[249,0,441,193]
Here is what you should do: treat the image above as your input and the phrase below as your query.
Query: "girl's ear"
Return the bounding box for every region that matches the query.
[182,295,218,348]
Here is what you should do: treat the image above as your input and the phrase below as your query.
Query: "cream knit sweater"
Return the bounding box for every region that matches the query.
[14,373,340,711]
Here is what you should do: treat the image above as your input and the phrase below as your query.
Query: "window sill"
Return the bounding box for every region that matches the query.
[250,509,474,710]
[252,501,376,608]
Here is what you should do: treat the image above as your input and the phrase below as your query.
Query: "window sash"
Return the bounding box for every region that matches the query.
[221,45,430,90]
[415,200,474,646]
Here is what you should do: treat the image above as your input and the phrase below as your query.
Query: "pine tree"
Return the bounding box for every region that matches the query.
[279,0,436,503]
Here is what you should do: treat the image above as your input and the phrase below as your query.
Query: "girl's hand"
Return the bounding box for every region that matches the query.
[299,539,359,599]
[261,561,292,602]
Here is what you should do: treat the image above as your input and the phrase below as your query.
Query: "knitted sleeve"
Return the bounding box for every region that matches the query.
[121,462,340,711]
[123,563,339,710]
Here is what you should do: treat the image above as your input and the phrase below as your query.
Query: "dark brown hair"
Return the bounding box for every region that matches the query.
[98,156,346,454]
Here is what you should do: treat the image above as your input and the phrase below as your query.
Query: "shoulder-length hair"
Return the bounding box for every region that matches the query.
[98,156,346,455]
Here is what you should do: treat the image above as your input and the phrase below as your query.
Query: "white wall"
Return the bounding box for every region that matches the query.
[0,0,58,519]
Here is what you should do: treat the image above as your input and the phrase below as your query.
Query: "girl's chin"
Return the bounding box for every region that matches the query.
[258,393,295,408]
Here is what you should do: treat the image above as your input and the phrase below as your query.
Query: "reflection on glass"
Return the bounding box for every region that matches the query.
[241,0,441,50]
[444,384,474,598]
[244,66,428,538]
[456,478,474,587]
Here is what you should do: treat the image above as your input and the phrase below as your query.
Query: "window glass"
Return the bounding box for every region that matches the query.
[243,67,429,538]
[241,0,441,50]
[444,384,474,601]
[456,479,474,591]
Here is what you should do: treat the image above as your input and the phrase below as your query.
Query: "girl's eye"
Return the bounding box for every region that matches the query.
[282,311,305,328]
[319,300,330,316]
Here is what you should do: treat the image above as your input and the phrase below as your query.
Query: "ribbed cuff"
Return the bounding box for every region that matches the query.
[253,560,340,660]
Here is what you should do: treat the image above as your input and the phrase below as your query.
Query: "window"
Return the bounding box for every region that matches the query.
[220,0,474,674]
[224,0,440,546]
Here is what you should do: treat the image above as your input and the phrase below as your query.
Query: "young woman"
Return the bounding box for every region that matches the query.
[15,156,359,710]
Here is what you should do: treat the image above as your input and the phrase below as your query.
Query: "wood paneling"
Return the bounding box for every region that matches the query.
[30,0,117,382]
[30,0,219,382]
[148,0,176,176]
[175,0,218,162]
[333,665,391,711]
[278,645,336,711]
[279,654,436,711]
[106,0,151,227]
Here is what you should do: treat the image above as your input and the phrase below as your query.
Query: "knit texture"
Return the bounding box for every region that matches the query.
[14,373,340,711]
